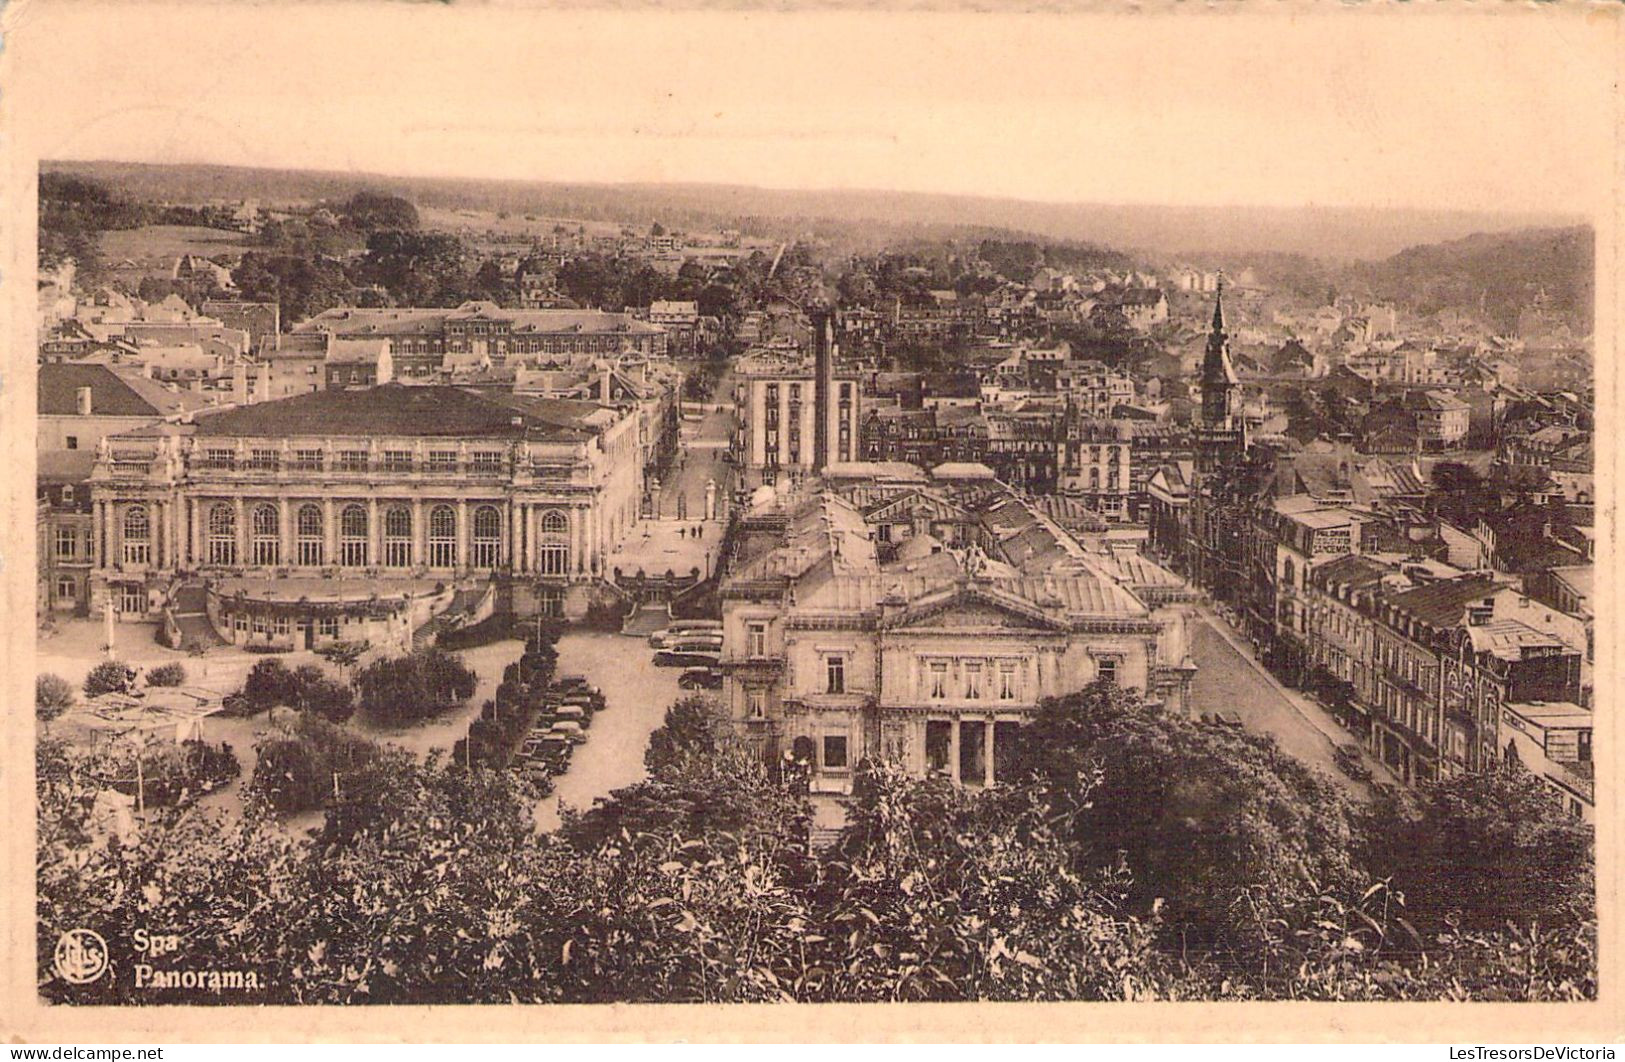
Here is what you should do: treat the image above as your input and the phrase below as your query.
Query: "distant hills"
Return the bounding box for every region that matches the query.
[41,159,1585,264]
[1345,227,1593,334]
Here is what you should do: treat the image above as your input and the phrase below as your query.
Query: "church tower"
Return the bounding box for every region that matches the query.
[1195,278,1246,473]
[1200,279,1239,428]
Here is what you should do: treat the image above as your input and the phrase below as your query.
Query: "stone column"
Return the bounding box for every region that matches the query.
[188,498,199,567]
[508,502,520,572]
[948,720,961,785]
[279,498,292,567]
[90,501,102,570]
[234,497,246,566]
[983,717,996,788]
[456,500,469,572]
[574,505,587,576]
[412,498,425,567]
[323,498,337,564]
[368,497,380,568]
[152,501,164,569]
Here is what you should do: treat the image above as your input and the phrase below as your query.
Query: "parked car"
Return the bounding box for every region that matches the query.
[551,704,589,727]
[649,620,723,649]
[678,666,723,690]
[654,648,721,668]
[1215,710,1244,729]
[550,675,600,699]
[550,720,587,744]
[532,736,573,770]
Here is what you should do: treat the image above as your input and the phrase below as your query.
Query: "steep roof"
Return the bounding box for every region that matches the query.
[38,363,204,418]
[191,384,605,440]
[1383,575,1504,629]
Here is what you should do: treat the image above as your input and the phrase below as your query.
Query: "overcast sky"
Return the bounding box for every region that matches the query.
[2,3,1615,217]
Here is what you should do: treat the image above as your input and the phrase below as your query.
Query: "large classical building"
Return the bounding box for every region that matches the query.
[720,487,1193,792]
[84,384,644,638]
[294,301,669,379]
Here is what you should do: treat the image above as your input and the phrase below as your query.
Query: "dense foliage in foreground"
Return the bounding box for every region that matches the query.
[38,684,1593,1004]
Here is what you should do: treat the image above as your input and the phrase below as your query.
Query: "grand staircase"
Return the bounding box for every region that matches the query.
[165,582,228,649]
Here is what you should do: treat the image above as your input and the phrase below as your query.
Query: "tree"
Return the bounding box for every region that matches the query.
[36,674,75,728]
[643,695,728,776]
[243,658,299,709]
[232,253,352,328]
[355,647,477,725]
[340,191,420,233]
[360,230,470,306]
[1009,682,1362,960]
[1366,762,1594,933]
[83,661,136,698]
[299,677,357,724]
[250,714,379,814]
[314,639,369,680]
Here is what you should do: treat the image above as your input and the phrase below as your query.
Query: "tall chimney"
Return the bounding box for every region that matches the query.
[76,386,92,416]
[812,307,832,471]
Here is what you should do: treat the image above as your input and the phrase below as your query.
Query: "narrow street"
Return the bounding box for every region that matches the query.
[533,631,684,831]
[1189,608,1387,798]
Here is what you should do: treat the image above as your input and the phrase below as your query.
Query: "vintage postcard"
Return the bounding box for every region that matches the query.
[0,0,1619,1043]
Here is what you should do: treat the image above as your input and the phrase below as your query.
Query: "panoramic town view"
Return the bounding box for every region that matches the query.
[35,161,1595,1003]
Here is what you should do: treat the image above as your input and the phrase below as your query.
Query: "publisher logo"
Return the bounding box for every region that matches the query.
[53,928,109,985]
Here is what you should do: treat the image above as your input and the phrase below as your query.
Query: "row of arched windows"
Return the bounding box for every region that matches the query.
[178,502,570,571]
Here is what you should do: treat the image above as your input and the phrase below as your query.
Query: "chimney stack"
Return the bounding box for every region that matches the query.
[75,386,92,416]
[812,306,833,471]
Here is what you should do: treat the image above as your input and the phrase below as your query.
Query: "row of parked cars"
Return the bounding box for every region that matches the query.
[649,620,724,690]
[512,674,605,784]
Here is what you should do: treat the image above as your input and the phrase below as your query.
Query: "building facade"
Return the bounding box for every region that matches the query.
[732,313,864,490]
[84,384,643,627]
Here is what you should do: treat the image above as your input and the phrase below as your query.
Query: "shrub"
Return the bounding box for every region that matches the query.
[581,597,633,632]
[83,661,135,698]
[36,673,76,725]
[97,739,240,808]
[436,613,521,651]
[146,662,187,687]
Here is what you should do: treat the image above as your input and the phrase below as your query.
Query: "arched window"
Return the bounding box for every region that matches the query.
[383,506,412,568]
[296,504,323,566]
[471,505,502,569]
[538,508,570,576]
[428,504,457,568]
[122,505,151,566]
[251,503,280,566]
[207,503,236,566]
[339,504,368,567]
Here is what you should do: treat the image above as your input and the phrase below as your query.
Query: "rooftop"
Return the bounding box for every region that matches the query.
[190,384,607,440]
[39,363,208,418]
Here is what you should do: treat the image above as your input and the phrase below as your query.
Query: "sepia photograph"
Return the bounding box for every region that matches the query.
[1,0,1618,1041]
